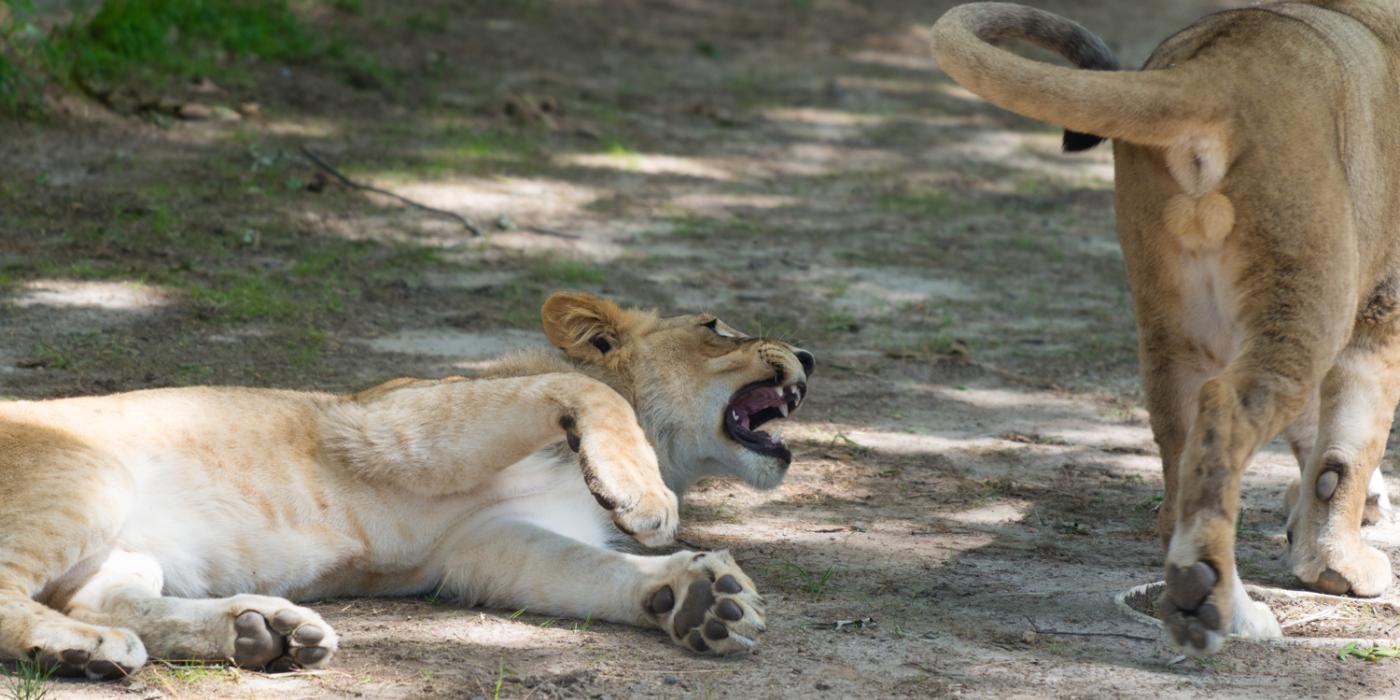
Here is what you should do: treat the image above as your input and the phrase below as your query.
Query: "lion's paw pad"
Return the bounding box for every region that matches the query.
[232,605,336,671]
[1160,562,1225,655]
[648,551,765,655]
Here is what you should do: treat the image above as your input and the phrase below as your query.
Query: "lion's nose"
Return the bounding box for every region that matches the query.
[794,349,815,378]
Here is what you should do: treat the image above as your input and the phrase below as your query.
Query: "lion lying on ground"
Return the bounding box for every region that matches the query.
[0,292,814,678]
[932,1,1399,654]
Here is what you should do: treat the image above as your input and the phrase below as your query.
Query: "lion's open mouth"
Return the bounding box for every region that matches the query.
[724,380,805,462]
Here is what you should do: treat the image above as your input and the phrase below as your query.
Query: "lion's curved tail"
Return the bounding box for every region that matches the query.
[930,2,1228,152]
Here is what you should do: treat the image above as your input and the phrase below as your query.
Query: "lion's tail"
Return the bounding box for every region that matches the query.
[930,3,1229,155]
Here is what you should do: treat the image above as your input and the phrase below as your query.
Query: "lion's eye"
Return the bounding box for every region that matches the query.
[702,319,719,332]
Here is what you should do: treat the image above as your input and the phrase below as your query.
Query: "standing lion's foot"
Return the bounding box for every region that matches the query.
[1160,561,1280,655]
[224,596,337,672]
[645,551,765,655]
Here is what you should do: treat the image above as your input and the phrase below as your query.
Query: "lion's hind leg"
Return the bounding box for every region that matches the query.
[63,550,337,672]
[0,422,147,678]
[1284,334,1400,597]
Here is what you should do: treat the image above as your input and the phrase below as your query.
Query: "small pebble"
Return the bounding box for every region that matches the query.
[663,674,678,685]
[210,105,242,122]
[178,103,212,120]
[850,521,868,532]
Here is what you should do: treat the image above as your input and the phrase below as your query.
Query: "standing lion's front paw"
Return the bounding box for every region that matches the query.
[645,550,765,654]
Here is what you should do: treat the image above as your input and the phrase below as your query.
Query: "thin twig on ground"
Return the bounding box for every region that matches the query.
[1280,607,1340,630]
[1025,617,1158,643]
[521,225,581,240]
[299,146,483,236]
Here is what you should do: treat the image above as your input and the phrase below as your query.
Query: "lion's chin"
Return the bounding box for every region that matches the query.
[729,449,791,491]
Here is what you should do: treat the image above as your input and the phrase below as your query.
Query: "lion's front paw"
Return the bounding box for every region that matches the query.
[646,551,765,655]
[30,622,146,679]
[564,416,678,548]
[224,596,338,672]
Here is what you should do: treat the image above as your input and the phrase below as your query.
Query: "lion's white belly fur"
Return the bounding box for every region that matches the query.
[109,447,612,601]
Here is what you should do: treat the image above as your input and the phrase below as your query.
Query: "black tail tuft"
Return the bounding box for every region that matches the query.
[1062,130,1106,152]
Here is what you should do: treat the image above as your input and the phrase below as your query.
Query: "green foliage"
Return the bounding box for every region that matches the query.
[526,259,606,286]
[782,561,835,595]
[51,0,316,85]
[1,0,388,114]
[1338,642,1400,663]
[0,0,48,114]
[3,659,55,700]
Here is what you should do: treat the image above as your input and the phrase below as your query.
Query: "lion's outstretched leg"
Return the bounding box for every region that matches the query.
[0,423,146,678]
[1284,335,1400,597]
[327,373,678,546]
[62,550,337,672]
[440,519,765,655]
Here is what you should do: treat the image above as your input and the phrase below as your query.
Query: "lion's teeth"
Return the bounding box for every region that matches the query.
[778,403,789,417]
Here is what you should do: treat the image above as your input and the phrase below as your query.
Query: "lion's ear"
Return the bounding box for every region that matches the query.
[541,292,629,362]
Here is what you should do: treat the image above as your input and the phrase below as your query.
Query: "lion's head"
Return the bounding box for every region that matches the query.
[539,291,814,495]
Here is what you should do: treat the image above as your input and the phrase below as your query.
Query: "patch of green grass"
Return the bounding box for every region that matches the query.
[572,613,592,633]
[823,310,860,334]
[3,658,55,700]
[189,275,304,322]
[1135,494,1164,510]
[52,0,317,85]
[1338,642,1400,663]
[881,332,967,360]
[879,187,956,218]
[1010,234,1065,261]
[976,477,1017,502]
[153,663,238,685]
[365,127,538,179]
[723,69,771,108]
[493,658,508,700]
[2,0,390,103]
[782,561,835,595]
[526,259,606,286]
[600,137,641,168]
[0,1,50,115]
[29,342,72,371]
[405,9,448,33]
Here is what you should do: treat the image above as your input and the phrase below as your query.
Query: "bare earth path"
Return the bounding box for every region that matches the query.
[3,1,1399,697]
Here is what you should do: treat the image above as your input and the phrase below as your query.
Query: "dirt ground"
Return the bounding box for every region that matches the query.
[4,0,1400,698]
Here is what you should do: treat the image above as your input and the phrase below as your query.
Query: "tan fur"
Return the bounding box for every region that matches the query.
[932,0,1400,654]
[0,293,812,677]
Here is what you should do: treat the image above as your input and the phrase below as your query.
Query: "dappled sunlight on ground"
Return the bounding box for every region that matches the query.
[5,0,1398,697]
[557,151,738,180]
[16,280,172,312]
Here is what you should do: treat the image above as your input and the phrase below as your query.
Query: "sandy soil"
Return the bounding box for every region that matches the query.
[4,1,1400,698]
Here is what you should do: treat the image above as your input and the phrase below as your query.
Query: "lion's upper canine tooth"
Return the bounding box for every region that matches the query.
[778,403,789,417]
